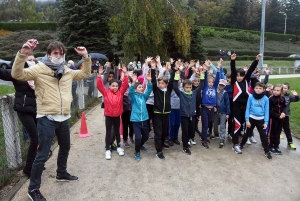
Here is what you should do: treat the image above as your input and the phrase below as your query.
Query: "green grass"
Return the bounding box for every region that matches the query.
[212,60,295,67]
[267,78,300,137]
[0,85,15,96]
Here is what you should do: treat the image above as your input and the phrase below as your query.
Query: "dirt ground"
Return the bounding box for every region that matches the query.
[10,105,300,201]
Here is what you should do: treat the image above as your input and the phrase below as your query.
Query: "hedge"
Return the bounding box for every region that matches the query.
[205,49,293,57]
[199,26,296,41]
[0,23,57,31]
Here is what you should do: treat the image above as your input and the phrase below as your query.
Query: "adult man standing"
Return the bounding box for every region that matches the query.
[12,39,91,201]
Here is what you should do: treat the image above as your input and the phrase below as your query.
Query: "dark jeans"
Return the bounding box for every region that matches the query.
[29,117,71,190]
[181,116,195,148]
[241,118,269,153]
[88,80,94,98]
[105,116,121,150]
[201,107,214,141]
[268,117,284,149]
[17,112,38,175]
[146,104,154,132]
[283,116,293,143]
[122,111,134,141]
[153,113,169,152]
[132,121,149,152]
[169,109,181,140]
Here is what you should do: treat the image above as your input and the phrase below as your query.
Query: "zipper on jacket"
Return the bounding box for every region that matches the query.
[140,96,143,121]
[23,94,26,107]
[278,97,281,114]
[58,80,63,115]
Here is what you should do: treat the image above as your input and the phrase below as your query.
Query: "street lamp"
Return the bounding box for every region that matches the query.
[279,12,287,35]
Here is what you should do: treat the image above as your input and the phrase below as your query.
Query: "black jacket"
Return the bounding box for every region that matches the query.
[269,95,287,119]
[151,69,175,114]
[0,69,36,113]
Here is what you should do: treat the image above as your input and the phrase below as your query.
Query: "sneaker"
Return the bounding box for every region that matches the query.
[166,140,174,146]
[188,141,191,145]
[117,147,125,156]
[141,146,148,152]
[219,141,224,148]
[239,143,245,150]
[56,172,78,182]
[149,133,154,139]
[270,148,276,154]
[202,141,209,149]
[275,148,282,155]
[232,144,242,154]
[105,150,111,160]
[210,135,216,140]
[246,138,252,145]
[228,134,232,140]
[190,138,196,145]
[111,143,117,151]
[288,143,296,150]
[173,139,180,145]
[264,151,272,160]
[124,141,130,147]
[183,147,191,155]
[249,136,257,144]
[280,134,283,139]
[135,152,141,161]
[163,143,170,149]
[129,137,134,143]
[156,152,165,160]
[28,189,46,201]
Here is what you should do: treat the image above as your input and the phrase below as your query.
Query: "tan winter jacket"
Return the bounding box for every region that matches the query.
[11,51,92,115]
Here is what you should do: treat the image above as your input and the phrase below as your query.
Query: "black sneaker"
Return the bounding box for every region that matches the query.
[264,151,272,160]
[166,140,174,146]
[56,172,78,182]
[156,152,165,160]
[28,189,46,201]
[270,148,276,154]
[202,141,209,149]
[173,139,180,145]
[239,143,245,150]
[163,143,170,149]
[183,148,191,155]
[219,141,224,148]
[210,135,216,140]
[275,148,282,155]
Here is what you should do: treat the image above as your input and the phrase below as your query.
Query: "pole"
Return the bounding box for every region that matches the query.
[284,14,287,35]
[259,0,266,69]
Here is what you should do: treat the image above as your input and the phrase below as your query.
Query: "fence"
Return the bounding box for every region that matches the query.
[0,74,100,192]
[223,66,300,75]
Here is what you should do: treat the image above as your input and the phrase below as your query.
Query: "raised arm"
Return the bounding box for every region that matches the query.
[72,56,92,80]
[173,72,181,97]
[230,54,237,83]
[0,69,13,81]
[96,76,107,96]
[244,54,261,82]
[11,52,39,81]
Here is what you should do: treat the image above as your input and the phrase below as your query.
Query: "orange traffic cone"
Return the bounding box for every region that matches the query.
[77,112,92,138]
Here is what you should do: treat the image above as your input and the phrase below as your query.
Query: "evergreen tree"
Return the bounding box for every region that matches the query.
[59,0,111,59]
[266,0,283,33]
[189,26,205,60]
[285,0,300,35]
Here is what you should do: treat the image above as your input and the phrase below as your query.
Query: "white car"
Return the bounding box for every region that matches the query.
[288,54,300,58]
[0,59,11,69]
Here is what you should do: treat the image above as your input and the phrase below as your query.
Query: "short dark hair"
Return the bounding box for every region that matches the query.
[157,76,169,84]
[226,74,231,78]
[183,79,192,87]
[223,68,227,75]
[134,82,142,88]
[236,68,246,77]
[47,41,67,55]
[133,69,142,77]
[283,82,290,89]
[255,82,265,89]
[108,70,115,75]
[109,79,119,85]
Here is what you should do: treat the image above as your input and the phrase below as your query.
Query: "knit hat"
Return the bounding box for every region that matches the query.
[138,75,144,83]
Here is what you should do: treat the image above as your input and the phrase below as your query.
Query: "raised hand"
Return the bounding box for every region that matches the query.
[196,60,200,68]
[98,65,104,74]
[131,73,137,83]
[166,62,171,71]
[170,58,174,64]
[256,54,262,61]
[156,55,161,63]
[291,90,298,96]
[146,72,151,82]
[175,61,180,70]
[20,39,37,55]
[231,53,237,60]
[146,57,153,63]
[74,46,88,58]
[265,67,270,75]
[122,65,127,74]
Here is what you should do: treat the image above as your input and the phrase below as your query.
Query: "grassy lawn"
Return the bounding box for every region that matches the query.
[212,60,295,67]
[0,85,15,96]
[267,78,300,137]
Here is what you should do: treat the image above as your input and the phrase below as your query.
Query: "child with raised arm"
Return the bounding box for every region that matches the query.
[129,72,153,161]
[282,82,299,150]
[240,82,271,160]
[201,62,220,149]
[97,66,129,160]
[230,54,261,154]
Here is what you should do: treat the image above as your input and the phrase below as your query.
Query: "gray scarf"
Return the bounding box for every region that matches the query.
[43,60,65,80]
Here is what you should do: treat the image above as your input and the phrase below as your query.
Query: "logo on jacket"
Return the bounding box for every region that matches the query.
[207,88,216,98]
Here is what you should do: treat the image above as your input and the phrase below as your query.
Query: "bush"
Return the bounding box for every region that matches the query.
[0,29,12,38]
[0,23,57,31]
[205,48,292,57]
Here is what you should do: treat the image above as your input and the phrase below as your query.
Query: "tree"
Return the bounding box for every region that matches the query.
[266,0,284,33]
[19,0,44,22]
[59,0,111,59]
[111,0,194,59]
[285,0,300,35]
[188,26,206,60]
[44,6,61,21]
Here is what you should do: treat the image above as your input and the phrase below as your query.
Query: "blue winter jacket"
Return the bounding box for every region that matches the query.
[129,83,153,122]
[217,90,231,115]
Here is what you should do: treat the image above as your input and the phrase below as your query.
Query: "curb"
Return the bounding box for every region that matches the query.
[1,105,99,201]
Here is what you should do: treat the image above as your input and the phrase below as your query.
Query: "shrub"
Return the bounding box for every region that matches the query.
[0,29,12,38]
[0,23,57,31]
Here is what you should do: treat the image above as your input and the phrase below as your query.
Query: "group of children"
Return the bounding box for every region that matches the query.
[96,54,299,161]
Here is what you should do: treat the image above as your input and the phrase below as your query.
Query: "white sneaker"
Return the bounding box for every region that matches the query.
[190,138,196,145]
[117,147,125,156]
[105,150,111,160]
[249,136,257,143]
[246,138,252,145]
[188,141,191,145]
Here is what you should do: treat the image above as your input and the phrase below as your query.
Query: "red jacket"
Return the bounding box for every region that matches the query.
[97,76,129,117]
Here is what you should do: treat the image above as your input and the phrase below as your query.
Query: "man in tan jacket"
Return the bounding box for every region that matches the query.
[12,39,91,201]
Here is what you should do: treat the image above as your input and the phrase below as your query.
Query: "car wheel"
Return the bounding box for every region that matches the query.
[1,64,8,69]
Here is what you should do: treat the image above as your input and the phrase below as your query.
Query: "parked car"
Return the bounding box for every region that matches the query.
[288,54,300,58]
[0,59,11,69]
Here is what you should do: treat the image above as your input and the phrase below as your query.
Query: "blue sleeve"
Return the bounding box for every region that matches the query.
[225,93,230,115]
[204,71,208,88]
[213,72,220,88]
[263,74,269,84]
[264,97,269,124]
[144,83,153,100]
[245,96,251,121]
[128,86,135,104]
[173,78,181,97]
[220,66,226,79]
[211,64,217,75]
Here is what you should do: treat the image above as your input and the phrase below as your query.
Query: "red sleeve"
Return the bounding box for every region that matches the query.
[120,76,129,95]
[97,76,107,96]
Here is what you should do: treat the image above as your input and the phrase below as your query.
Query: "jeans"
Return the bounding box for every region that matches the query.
[213,112,227,141]
[201,107,214,141]
[105,116,121,149]
[169,109,181,140]
[181,116,195,148]
[122,111,134,141]
[153,113,169,152]
[29,116,71,190]
[132,121,149,152]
